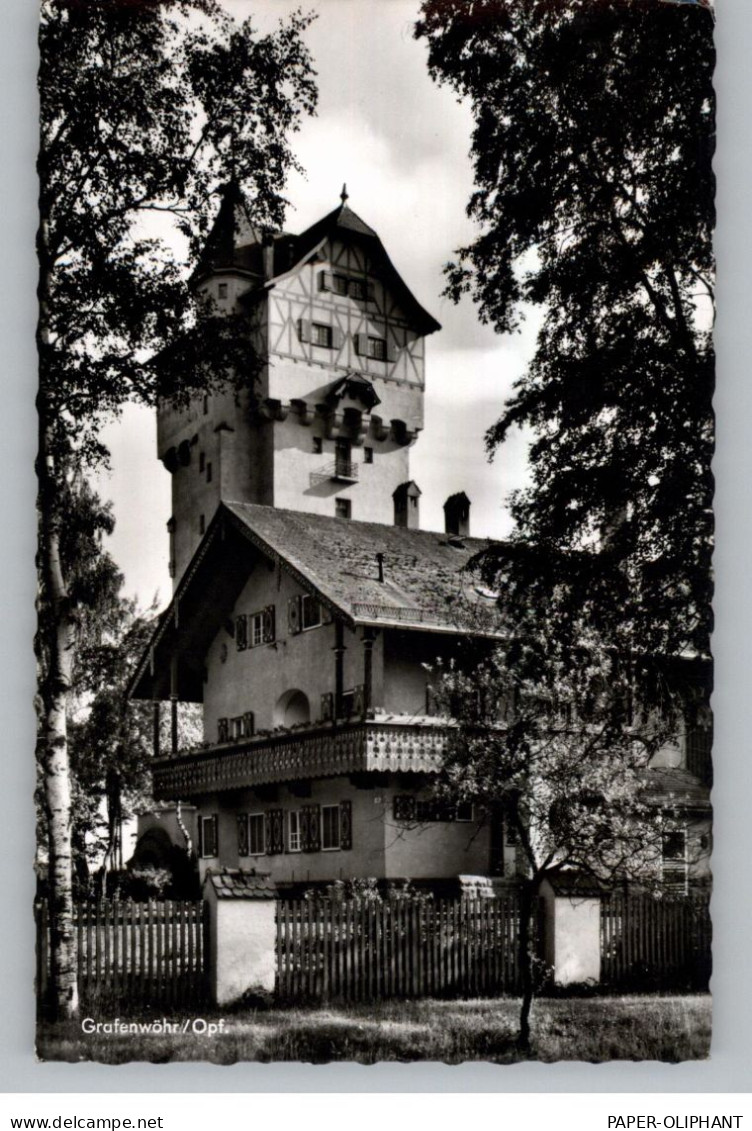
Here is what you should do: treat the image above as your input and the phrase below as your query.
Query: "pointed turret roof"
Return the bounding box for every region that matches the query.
[193,180,264,280]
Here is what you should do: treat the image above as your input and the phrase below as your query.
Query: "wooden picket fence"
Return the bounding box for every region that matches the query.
[600,892,711,990]
[275,895,522,1001]
[36,899,209,1013]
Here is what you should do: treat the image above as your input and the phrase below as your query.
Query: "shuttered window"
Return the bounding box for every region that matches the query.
[199,815,218,858]
[312,323,332,347]
[322,805,341,850]
[288,810,301,853]
[249,813,265,856]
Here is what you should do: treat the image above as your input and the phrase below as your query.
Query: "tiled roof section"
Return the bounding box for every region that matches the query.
[223,501,502,633]
[204,868,277,900]
[294,202,378,254]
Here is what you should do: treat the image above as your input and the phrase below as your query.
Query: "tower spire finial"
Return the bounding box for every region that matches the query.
[340,182,348,205]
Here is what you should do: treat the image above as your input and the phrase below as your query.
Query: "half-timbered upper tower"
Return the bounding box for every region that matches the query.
[158,185,441,585]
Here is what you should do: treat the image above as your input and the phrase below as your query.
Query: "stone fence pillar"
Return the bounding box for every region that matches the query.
[539,877,601,986]
[203,869,278,1007]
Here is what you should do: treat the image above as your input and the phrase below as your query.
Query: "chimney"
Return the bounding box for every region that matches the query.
[443,492,471,537]
[376,552,385,582]
[393,481,421,529]
[261,230,275,280]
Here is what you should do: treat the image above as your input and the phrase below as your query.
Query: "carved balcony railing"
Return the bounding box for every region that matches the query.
[152,720,452,800]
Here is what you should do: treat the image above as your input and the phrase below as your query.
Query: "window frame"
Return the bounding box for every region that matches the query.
[301,593,322,631]
[335,498,352,520]
[311,322,333,348]
[321,804,341,851]
[248,812,266,856]
[367,335,387,361]
[288,810,302,853]
[251,611,265,647]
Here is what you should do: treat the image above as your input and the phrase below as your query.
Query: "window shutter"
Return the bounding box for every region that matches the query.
[243,711,255,738]
[304,805,321,853]
[207,815,218,858]
[321,692,334,722]
[217,717,229,743]
[331,326,344,350]
[353,684,365,719]
[236,614,248,651]
[353,332,365,357]
[198,816,203,858]
[340,800,352,851]
[297,318,311,343]
[393,795,416,822]
[263,605,276,643]
[386,337,398,362]
[287,595,302,634]
[318,271,334,292]
[266,809,284,856]
[237,814,249,857]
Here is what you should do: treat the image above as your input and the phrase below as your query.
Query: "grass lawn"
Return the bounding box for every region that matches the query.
[37,994,711,1064]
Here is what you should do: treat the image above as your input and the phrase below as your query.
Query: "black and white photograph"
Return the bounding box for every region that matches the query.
[33,0,715,1065]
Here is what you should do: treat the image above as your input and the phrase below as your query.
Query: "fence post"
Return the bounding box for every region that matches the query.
[203,869,278,1007]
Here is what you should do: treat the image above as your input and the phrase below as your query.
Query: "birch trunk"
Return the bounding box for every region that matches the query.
[37,252,79,1017]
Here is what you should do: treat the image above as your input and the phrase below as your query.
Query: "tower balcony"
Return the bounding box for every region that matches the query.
[152,718,451,800]
[309,459,359,486]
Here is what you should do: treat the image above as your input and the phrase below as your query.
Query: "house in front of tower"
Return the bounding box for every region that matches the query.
[129,188,711,895]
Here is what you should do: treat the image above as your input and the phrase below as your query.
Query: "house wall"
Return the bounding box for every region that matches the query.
[380,783,493,879]
[271,413,411,526]
[194,777,492,886]
[203,568,386,739]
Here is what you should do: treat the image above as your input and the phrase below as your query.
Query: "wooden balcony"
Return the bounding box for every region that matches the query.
[152,720,451,800]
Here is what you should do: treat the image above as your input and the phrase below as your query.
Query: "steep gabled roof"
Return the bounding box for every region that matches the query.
[129,502,503,701]
[194,185,441,336]
[222,501,497,631]
[284,200,441,335]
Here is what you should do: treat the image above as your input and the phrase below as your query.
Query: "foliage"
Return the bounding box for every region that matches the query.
[416,0,715,675]
[124,866,173,899]
[39,0,317,463]
[304,878,434,904]
[432,646,669,887]
[429,639,679,1048]
[36,0,317,1017]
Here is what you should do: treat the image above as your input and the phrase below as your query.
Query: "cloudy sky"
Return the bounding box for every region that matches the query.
[98,0,537,606]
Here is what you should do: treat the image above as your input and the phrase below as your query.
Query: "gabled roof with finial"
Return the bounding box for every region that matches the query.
[194,182,441,336]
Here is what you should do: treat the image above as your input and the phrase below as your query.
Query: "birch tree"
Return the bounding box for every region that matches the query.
[37,0,316,1018]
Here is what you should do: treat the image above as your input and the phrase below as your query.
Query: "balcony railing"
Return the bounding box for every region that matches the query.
[309,459,359,486]
[152,720,451,800]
